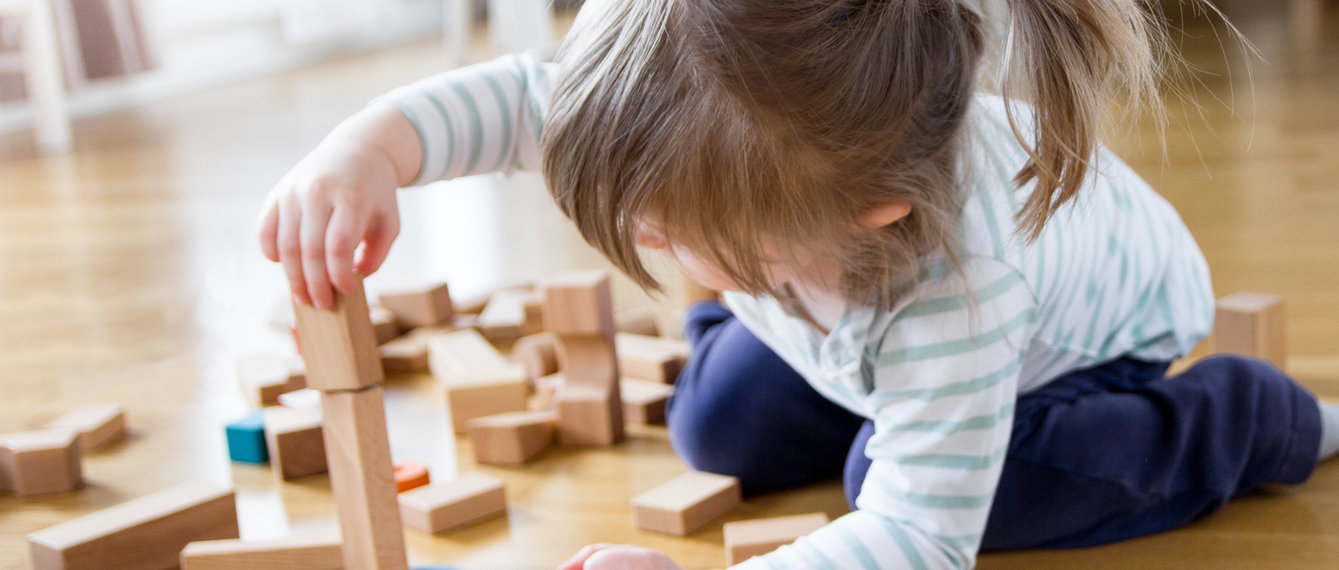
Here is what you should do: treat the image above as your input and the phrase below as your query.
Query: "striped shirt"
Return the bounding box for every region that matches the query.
[380,54,1215,569]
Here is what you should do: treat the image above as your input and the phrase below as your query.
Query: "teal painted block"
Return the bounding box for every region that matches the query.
[226,410,269,463]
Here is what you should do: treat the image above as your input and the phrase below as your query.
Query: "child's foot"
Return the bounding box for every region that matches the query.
[1320,400,1339,461]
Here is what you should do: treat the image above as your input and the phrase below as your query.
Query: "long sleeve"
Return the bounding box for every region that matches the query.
[728,256,1038,569]
[375,52,557,185]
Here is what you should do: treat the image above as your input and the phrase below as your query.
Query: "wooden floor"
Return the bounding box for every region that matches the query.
[1,2,1337,568]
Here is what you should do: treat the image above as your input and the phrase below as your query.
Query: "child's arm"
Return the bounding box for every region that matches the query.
[258,54,555,308]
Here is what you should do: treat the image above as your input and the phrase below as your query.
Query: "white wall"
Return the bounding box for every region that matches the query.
[0,0,443,136]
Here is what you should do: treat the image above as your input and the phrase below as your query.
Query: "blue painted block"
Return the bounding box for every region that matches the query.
[225,410,269,463]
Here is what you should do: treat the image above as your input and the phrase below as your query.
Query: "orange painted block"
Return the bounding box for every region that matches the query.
[394,462,431,493]
[369,305,401,345]
[512,332,559,381]
[318,387,407,569]
[723,512,830,565]
[45,404,126,450]
[616,333,689,384]
[292,276,384,391]
[264,407,327,480]
[236,352,306,406]
[398,473,506,534]
[1210,292,1287,370]
[180,535,343,569]
[554,383,624,446]
[0,429,82,496]
[378,281,454,327]
[620,379,674,425]
[28,481,239,570]
[466,411,557,465]
[541,271,615,336]
[632,471,742,536]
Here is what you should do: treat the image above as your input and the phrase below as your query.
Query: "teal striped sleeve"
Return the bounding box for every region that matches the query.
[734,257,1037,569]
[373,53,556,186]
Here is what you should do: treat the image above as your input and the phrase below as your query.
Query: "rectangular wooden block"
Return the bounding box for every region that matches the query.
[477,288,530,342]
[428,329,527,384]
[292,276,385,390]
[632,471,741,536]
[1211,292,1287,370]
[398,473,506,534]
[237,353,307,406]
[542,271,615,336]
[0,429,82,496]
[378,281,453,327]
[180,535,344,569]
[614,305,661,337]
[44,404,126,450]
[557,335,620,390]
[512,332,559,381]
[723,512,830,565]
[532,373,564,410]
[555,383,624,446]
[616,333,689,384]
[466,411,557,465]
[379,330,433,374]
[445,379,529,435]
[620,379,674,425]
[317,387,407,570]
[264,408,327,480]
[369,305,401,345]
[28,481,239,570]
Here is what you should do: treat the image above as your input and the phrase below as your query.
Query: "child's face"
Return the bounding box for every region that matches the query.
[634,222,822,293]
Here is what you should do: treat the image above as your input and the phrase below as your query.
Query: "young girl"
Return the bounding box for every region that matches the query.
[258,0,1339,568]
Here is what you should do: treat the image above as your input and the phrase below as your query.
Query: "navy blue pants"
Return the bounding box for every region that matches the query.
[667,302,1321,550]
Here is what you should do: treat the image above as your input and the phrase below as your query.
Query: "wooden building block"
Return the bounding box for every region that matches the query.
[264,407,326,480]
[541,271,615,336]
[554,383,624,446]
[398,473,506,534]
[466,411,557,465]
[616,333,689,384]
[237,353,307,406]
[632,471,742,536]
[512,332,559,381]
[225,411,268,464]
[394,462,431,493]
[28,481,239,570]
[723,512,830,565]
[1211,292,1287,370]
[45,404,126,450]
[532,373,563,410]
[557,336,620,389]
[379,331,432,374]
[370,305,401,345]
[318,387,408,570]
[428,329,527,384]
[615,306,661,337]
[620,379,674,425]
[444,379,529,434]
[477,288,529,342]
[292,276,385,391]
[180,535,343,569]
[521,290,545,335]
[378,282,454,327]
[0,429,82,496]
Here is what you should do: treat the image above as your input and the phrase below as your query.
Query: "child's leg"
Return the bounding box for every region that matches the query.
[668,301,866,496]
[980,355,1321,550]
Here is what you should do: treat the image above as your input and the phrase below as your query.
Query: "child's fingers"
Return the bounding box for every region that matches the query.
[276,195,310,306]
[353,213,400,277]
[325,207,363,296]
[556,543,615,570]
[256,196,281,263]
[300,200,336,309]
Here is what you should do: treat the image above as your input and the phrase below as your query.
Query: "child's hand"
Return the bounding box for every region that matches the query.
[558,544,685,570]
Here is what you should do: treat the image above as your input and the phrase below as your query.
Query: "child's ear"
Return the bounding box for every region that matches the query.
[858,202,912,229]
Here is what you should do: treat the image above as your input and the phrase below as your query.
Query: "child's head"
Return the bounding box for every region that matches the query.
[543,0,1169,307]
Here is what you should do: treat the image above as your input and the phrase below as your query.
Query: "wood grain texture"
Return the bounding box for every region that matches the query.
[180,535,344,570]
[317,387,408,570]
[292,277,385,391]
[1211,292,1288,369]
[723,512,830,565]
[43,404,126,451]
[632,471,742,536]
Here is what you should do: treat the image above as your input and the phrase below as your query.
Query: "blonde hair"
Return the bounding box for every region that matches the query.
[543,0,1176,307]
